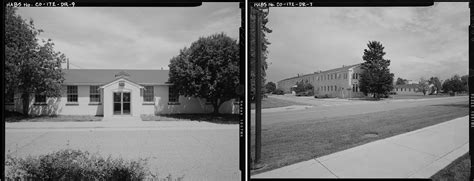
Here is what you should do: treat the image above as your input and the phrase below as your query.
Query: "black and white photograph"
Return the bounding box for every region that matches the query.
[4,2,241,180]
[250,2,469,179]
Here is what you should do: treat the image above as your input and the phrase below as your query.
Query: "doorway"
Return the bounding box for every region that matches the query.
[113,92,131,115]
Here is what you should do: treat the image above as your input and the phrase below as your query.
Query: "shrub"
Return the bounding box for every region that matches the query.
[5,149,152,180]
[273,89,284,95]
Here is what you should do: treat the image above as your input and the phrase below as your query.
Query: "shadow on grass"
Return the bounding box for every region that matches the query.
[5,111,102,122]
[431,103,469,108]
[142,114,239,124]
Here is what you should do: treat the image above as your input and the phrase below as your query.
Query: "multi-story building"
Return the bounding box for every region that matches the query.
[277,64,364,98]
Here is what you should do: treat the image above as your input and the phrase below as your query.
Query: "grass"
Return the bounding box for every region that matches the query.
[250,102,468,174]
[141,113,239,124]
[431,153,470,181]
[388,94,454,100]
[5,111,102,122]
[251,97,310,110]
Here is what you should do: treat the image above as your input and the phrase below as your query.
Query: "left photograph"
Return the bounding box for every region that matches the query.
[5,3,241,181]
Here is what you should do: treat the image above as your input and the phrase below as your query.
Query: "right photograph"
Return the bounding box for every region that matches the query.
[249,2,469,179]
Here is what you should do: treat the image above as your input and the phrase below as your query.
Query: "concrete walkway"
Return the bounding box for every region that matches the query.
[6,118,236,130]
[253,116,469,178]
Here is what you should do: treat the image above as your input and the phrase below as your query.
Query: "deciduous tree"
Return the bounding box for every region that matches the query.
[5,7,66,115]
[417,77,430,95]
[395,77,408,85]
[265,82,276,94]
[428,77,442,95]
[442,75,465,94]
[168,33,239,114]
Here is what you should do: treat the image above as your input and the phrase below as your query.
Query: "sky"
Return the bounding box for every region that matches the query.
[265,2,469,83]
[17,3,240,70]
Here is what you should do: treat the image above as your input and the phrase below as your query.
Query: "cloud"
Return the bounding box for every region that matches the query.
[266,3,468,83]
[17,3,240,69]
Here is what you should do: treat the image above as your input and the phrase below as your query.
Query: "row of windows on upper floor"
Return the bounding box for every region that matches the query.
[5,85,180,105]
[283,72,361,86]
[315,84,360,93]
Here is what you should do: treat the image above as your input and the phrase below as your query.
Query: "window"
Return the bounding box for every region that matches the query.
[35,94,46,104]
[335,85,337,91]
[169,86,179,103]
[67,86,78,103]
[90,86,100,103]
[409,88,411,92]
[143,86,154,102]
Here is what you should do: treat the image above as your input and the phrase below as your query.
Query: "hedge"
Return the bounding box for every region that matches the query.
[5,149,184,181]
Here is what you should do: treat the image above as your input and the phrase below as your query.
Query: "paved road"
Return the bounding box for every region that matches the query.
[251,96,467,126]
[6,125,240,181]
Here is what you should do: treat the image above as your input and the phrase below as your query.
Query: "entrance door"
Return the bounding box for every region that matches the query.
[113,92,131,115]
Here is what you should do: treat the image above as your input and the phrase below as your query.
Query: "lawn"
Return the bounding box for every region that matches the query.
[141,113,239,124]
[5,111,102,122]
[389,94,453,100]
[431,153,470,180]
[250,96,310,110]
[250,102,468,174]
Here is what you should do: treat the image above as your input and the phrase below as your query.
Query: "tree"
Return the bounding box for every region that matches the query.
[250,7,272,102]
[293,80,314,95]
[428,77,442,95]
[359,41,394,99]
[461,75,468,92]
[5,7,66,115]
[265,82,276,94]
[168,33,239,114]
[395,77,408,85]
[442,75,465,94]
[417,77,430,95]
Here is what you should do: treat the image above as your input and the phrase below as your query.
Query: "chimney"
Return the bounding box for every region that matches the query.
[342,65,345,67]
[161,67,163,70]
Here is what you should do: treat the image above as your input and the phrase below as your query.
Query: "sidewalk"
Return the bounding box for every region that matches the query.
[253,116,469,178]
[6,118,236,130]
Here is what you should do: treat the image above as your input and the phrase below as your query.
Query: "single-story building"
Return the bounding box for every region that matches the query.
[393,84,423,95]
[5,69,239,118]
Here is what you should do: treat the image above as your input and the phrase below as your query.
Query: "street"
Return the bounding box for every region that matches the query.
[6,125,240,181]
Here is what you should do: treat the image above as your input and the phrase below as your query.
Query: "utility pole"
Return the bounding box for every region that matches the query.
[252,6,266,170]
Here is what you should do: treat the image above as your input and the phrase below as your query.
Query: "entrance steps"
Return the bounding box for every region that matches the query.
[101,116,142,122]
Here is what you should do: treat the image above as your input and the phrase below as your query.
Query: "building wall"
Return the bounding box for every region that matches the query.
[147,85,237,114]
[394,87,423,95]
[277,65,364,98]
[6,84,239,116]
[5,85,104,116]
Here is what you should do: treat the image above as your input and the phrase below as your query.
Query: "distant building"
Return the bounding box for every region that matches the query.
[277,64,364,98]
[393,84,423,95]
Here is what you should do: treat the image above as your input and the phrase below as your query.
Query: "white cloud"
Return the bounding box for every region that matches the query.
[266,3,468,83]
[17,3,240,69]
